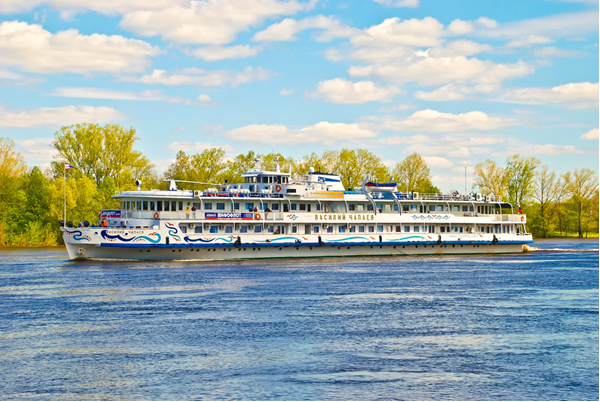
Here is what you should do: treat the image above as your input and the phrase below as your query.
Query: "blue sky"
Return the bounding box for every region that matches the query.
[0,0,598,190]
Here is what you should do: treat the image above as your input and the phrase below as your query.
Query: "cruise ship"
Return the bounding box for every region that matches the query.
[61,164,533,260]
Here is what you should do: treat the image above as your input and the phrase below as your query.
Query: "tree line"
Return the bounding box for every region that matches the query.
[0,123,597,246]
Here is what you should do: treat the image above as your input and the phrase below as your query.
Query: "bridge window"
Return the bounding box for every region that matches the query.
[204,203,212,210]
[367,204,374,211]
[178,202,183,211]
[143,201,148,210]
[245,203,254,211]
[404,226,410,232]
[217,203,225,210]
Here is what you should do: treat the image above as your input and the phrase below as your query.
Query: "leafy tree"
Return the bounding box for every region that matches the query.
[164,148,228,189]
[20,166,51,225]
[392,152,435,193]
[533,165,568,237]
[505,154,540,207]
[221,150,260,183]
[473,159,506,196]
[52,123,155,190]
[0,137,26,178]
[564,168,599,238]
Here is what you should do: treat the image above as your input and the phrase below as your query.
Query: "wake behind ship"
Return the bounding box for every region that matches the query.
[62,164,533,260]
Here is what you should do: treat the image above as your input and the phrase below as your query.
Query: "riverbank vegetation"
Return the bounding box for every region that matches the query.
[0,123,598,246]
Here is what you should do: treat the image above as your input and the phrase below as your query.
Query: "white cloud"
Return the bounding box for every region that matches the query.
[376,134,431,145]
[365,109,508,132]
[415,84,467,101]
[0,0,186,15]
[0,104,129,128]
[49,87,165,101]
[423,156,454,168]
[499,82,599,109]
[120,0,314,45]
[505,35,554,49]
[167,141,235,153]
[447,19,474,36]
[351,17,445,48]
[373,0,419,7]
[225,121,377,145]
[581,128,599,140]
[201,124,225,131]
[378,102,416,113]
[137,67,270,87]
[17,137,59,164]
[497,144,585,156]
[186,45,262,61]
[532,46,580,58]
[475,17,498,29]
[280,88,295,95]
[309,78,403,104]
[0,21,161,75]
[349,56,534,87]
[427,40,492,57]
[252,15,357,42]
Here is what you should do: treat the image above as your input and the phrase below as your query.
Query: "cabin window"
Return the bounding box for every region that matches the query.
[240,225,248,233]
[271,204,279,211]
[358,225,365,233]
[217,203,225,210]
[193,202,200,210]
[367,204,374,211]
[469,206,474,212]
[327,226,334,233]
[453,205,460,212]
[234,203,239,210]
[180,226,187,234]
[395,226,401,232]
[349,204,356,211]
[313,225,320,234]
[299,203,306,211]
[210,225,218,234]
[452,226,459,232]
[204,202,212,210]
[376,204,382,212]
[124,201,129,210]
[316,204,322,211]
[178,202,183,211]
[291,203,297,211]
[254,226,262,233]
[349,225,356,233]
[414,226,420,233]
[403,204,409,212]
[410,205,417,212]
[136,201,141,210]
[163,201,169,211]
[150,201,155,210]
[268,225,274,233]
[338,225,346,233]
[291,225,297,234]
[307,204,312,212]
[429,205,435,212]
[143,201,148,210]
[377,225,383,232]
[171,201,177,211]
[246,203,254,211]
[436,205,443,212]
[283,204,289,212]
[460,226,464,233]
[225,225,233,234]
[393,205,398,212]
[194,226,202,233]
[462,205,468,212]
[404,226,410,232]
[368,226,375,233]
[357,204,364,212]
[441,226,446,233]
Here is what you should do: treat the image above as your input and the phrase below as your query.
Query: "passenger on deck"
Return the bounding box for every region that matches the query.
[191,205,197,219]
[185,204,191,219]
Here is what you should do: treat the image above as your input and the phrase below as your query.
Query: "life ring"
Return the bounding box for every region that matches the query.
[255,213,261,220]
[520,216,524,222]
[275,184,282,192]
[154,212,159,220]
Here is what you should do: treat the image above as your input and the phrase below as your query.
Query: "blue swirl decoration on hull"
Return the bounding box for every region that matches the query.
[164,222,182,241]
[101,230,161,244]
[184,236,235,243]
[256,236,301,243]
[63,229,91,242]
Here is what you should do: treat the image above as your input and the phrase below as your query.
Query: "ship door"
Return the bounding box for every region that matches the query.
[324,203,330,213]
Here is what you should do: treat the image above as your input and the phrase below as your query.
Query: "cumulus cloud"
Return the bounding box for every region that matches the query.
[350,17,445,48]
[499,82,599,109]
[252,15,357,42]
[505,35,554,48]
[532,46,580,58]
[373,0,419,7]
[414,84,467,101]
[137,67,270,87]
[120,0,313,45]
[17,137,59,164]
[280,88,295,95]
[0,104,129,128]
[423,156,454,168]
[364,109,508,132]
[581,128,599,140]
[225,122,377,145]
[167,141,235,153]
[309,78,403,104]
[0,21,161,75]
[49,87,214,106]
[186,45,262,61]
[447,19,474,36]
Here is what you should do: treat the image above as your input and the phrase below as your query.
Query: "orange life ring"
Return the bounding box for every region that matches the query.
[255,213,261,220]
[154,212,160,220]
[520,216,524,222]
[275,184,282,192]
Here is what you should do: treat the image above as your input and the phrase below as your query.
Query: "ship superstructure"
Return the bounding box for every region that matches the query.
[62,165,533,260]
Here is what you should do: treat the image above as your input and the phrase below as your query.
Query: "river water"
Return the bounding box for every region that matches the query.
[0,239,598,400]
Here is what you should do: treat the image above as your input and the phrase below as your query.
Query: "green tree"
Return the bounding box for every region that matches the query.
[52,123,155,189]
[533,165,568,237]
[473,159,506,196]
[392,152,435,193]
[564,168,599,238]
[164,148,228,189]
[505,154,540,207]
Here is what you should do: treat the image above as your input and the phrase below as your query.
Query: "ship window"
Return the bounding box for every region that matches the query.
[368,226,375,233]
[469,206,474,212]
[268,226,274,233]
[339,226,346,233]
[240,225,248,233]
[143,201,148,210]
[414,226,420,233]
[179,202,183,211]
[245,203,254,211]
[254,226,262,233]
[410,205,417,211]
[402,204,409,212]
[180,226,187,233]
[171,201,176,211]
[404,226,410,232]
[210,225,218,233]
[225,225,233,234]
[358,225,365,233]
[291,203,297,211]
[377,225,383,232]
[429,205,435,212]
[436,205,443,211]
[393,205,398,212]
[217,203,225,210]
[367,204,373,211]
[163,201,169,211]
[395,226,401,232]
[452,226,459,232]
[136,201,141,210]
[271,204,279,211]
[283,204,289,212]
[150,201,155,210]
[234,202,239,210]
[349,204,356,211]
[299,203,306,211]
[124,201,129,210]
[307,204,311,212]
[460,226,464,233]
[194,226,202,233]
[204,202,212,210]
[326,226,333,233]
[291,225,297,234]
[357,204,364,212]
[313,225,319,234]
[462,205,468,212]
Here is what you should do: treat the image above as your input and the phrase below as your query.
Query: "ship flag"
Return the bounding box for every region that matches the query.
[64,162,75,171]
[518,205,522,214]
